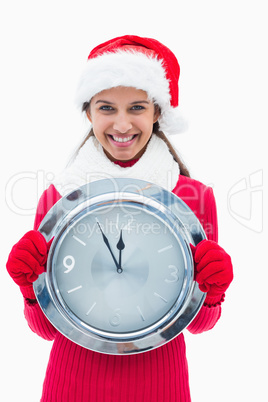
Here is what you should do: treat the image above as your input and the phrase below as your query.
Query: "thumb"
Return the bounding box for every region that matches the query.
[189,243,197,280]
[47,238,54,250]
[190,243,196,258]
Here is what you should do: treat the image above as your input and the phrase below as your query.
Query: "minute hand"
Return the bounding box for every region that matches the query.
[97,223,122,273]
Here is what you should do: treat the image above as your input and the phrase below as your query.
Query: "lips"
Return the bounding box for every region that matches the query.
[108,134,138,147]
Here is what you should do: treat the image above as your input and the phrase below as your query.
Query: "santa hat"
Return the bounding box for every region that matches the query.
[75,35,186,135]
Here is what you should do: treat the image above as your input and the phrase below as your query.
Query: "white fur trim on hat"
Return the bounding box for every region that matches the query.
[75,50,187,134]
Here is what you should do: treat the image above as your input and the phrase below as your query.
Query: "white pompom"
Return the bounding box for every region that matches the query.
[158,107,188,135]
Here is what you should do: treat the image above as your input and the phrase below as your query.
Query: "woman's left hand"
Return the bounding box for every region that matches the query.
[191,240,233,298]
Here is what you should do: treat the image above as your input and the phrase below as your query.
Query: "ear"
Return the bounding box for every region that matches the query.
[153,105,161,123]
[86,109,92,123]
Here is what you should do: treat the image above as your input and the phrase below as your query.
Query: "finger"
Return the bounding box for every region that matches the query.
[196,265,227,285]
[194,240,221,263]
[9,249,45,276]
[195,249,226,272]
[17,237,48,265]
[189,243,196,257]
[19,231,48,257]
[7,259,41,286]
[198,282,211,293]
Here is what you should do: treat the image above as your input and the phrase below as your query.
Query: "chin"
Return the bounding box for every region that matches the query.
[110,152,137,162]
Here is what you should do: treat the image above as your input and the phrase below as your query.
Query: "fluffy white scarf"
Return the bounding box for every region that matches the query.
[53,134,180,196]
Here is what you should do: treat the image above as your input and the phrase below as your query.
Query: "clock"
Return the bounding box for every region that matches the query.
[33,178,206,355]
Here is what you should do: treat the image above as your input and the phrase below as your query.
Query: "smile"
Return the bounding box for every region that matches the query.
[111,135,135,143]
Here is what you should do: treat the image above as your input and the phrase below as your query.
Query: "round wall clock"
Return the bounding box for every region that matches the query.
[33,178,206,355]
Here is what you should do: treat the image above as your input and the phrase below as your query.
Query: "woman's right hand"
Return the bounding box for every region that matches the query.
[6,230,50,299]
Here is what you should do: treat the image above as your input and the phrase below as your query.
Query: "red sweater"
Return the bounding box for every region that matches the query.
[25,174,221,402]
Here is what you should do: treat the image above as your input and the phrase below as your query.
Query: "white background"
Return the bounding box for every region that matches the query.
[1,1,267,401]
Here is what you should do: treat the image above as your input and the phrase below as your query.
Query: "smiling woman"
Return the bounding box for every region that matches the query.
[6,34,233,402]
[85,87,160,161]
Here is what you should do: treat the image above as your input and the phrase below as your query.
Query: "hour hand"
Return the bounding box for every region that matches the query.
[116,230,125,272]
[97,222,122,273]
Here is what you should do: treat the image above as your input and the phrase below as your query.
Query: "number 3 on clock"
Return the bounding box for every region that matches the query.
[165,265,179,283]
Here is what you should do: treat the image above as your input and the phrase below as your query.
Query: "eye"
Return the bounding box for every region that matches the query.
[130,105,145,111]
[99,105,114,111]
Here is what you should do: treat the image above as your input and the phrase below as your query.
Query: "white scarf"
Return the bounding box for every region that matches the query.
[53,134,180,196]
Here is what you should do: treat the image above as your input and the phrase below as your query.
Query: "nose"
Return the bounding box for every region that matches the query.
[112,111,132,133]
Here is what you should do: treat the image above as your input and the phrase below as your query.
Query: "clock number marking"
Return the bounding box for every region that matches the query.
[67,285,82,294]
[63,255,75,273]
[137,306,145,321]
[109,309,121,327]
[165,265,179,283]
[158,244,173,253]
[122,214,134,232]
[154,292,168,303]
[115,213,120,238]
[86,302,97,316]
[72,235,86,246]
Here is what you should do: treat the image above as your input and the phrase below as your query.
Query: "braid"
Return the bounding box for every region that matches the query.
[153,123,190,177]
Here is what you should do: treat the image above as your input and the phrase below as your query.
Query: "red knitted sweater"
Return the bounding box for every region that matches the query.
[24,173,221,402]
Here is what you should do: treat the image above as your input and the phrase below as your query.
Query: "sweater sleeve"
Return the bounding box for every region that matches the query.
[186,186,223,334]
[23,185,62,341]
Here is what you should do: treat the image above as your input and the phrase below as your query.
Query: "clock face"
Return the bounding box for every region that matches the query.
[51,203,190,336]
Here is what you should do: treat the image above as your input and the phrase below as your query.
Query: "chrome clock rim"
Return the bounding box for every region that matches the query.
[33,178,206,355]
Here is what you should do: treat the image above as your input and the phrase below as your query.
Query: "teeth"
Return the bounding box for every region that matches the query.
[112,135,134,143]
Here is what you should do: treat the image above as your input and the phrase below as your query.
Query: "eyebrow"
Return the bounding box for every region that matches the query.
[130,101,150,105]
[95,100,113,104]
[95,100,150,105]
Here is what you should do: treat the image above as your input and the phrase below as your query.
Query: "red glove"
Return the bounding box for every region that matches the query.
[6,230,50,300]
[191,240,233,304]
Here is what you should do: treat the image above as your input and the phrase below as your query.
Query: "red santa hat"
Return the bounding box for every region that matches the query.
[75,35,186,134]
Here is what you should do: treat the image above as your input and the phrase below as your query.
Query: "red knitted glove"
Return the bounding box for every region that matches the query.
[191,240,233,304]
[6,230,50,300]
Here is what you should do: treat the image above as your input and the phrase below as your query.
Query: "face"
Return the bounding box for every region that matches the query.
[86,86,160,162]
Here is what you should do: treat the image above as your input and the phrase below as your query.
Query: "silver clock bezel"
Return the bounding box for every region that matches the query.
[33,178,206,355]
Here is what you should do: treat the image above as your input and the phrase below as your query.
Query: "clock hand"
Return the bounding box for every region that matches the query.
[97,222,122,274]
[116,230,125,272]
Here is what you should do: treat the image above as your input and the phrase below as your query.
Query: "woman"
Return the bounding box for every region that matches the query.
[6,35,233,401]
